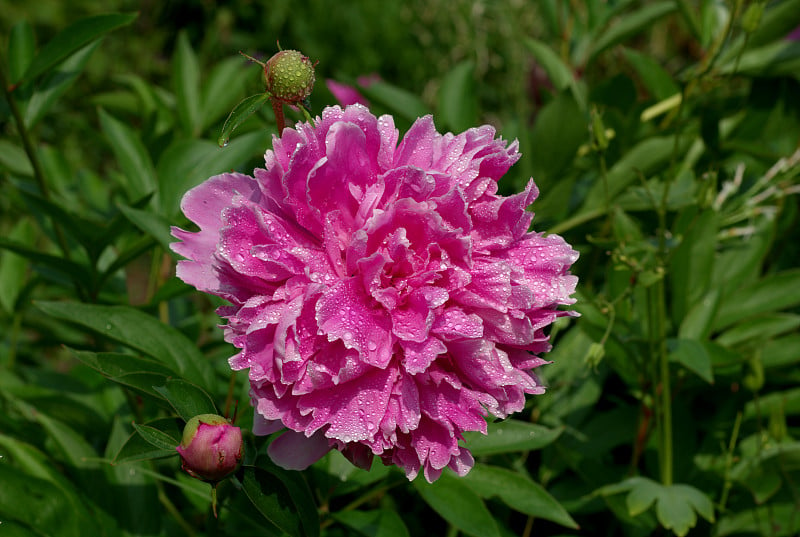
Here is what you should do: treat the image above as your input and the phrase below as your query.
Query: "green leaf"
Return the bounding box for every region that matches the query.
[21,13,137,83]
[0,219,34,313]
[717,503,798,537]
[524,38,586,109]
[717,314,800,348]
[588,1,678,63]
[0,462,101,537]
[437,60,478,133]
[202,57,256,132]
[98,108,157,201]
[70,347,174,376]
[114,419,181,464]
[414,472,500,537]
[217,92,271,147]
[133,422,181,451]
[35,301,214,387]
[580,135,680,213]
[118,203,175,252]
[153,378,218,421]
[622,48,679,101]
[655,485,696,537]
[714,269,800,330]
[626,477,660,516]
[747,0,800,48]
[463,419,562,456]
[359,80,431,124]
[24,41,100,128]
[7,21,35,85]
[464,465,579,529]
[669,338,713,383]
[678,289,720,341]
[242,464,319,537]
[0,434,106,537]
[723,40,800,77]
[0,237,91,286]
[670,209,719,324]
[0,140,33,176]
[158,130,269,217]
[333,509,410,537]
[762,334,800,368]
[173,31,202,137]
[18,189,109,260]
[529,92,586,184]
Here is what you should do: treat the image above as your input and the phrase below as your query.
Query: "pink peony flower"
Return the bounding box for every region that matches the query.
[171,104,578,482]
[325,74,380,107]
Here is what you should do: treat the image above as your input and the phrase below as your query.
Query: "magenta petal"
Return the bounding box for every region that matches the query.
[171,104,578,482]
[268,430,332,470]
[252,411,284,436]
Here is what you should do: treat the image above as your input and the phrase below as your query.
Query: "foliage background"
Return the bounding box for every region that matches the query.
[1,1,799,536]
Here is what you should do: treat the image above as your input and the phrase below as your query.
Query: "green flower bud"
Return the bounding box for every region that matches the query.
[264,50,316,104]
[176,414,242,483]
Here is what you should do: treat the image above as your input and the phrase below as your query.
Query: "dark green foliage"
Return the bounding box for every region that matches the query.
[2,1,800,536]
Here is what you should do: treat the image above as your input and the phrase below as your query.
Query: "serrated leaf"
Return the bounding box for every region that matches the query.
[462,419,562,456]
[98,108,157,201]
[437,60,478,133]
[463,465,578,529]
[655,486,697,537]
[626,477,661,516]
[414,472,500,537]
[21,13,137,83]
[153,378,217,421]
[217,92,271,147]
[35,301,214,387]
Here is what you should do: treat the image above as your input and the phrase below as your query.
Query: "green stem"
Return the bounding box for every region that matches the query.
[675,0,702,41]
[655,276,673,486]
[0,66,71,260]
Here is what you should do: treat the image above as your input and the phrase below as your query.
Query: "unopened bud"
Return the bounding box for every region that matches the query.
[264,50,316,104]
[176,414,242,482]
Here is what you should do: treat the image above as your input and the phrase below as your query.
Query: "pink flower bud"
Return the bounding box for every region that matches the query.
[176,414,242,482]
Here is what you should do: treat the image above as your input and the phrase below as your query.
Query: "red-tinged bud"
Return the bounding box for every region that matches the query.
[176,414,242,483]
[264,50,316,104]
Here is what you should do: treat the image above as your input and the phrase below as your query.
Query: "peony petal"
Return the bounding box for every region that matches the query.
[268,429,332,470]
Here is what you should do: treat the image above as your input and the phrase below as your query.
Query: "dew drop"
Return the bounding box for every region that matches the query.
[367,340,378,351]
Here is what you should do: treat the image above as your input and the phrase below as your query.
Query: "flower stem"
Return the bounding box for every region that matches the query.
[655,276,673,486]
[271,98,286,133]
[0,66,71,260]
